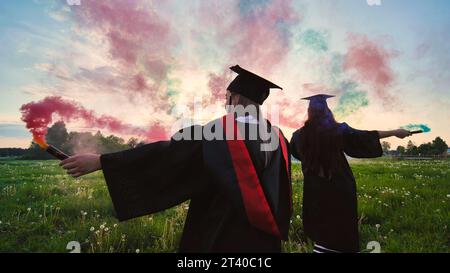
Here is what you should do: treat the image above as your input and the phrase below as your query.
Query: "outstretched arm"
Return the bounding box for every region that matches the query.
[60,153,101,178]
[377,129,412,139]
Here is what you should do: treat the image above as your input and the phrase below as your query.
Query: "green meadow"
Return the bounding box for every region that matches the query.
[0,158,448,253]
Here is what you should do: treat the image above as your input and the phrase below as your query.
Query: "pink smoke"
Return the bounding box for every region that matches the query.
[343,34,398,104]
[75,0,174,89]
[231,0,301,73]
[20,96,167,143]
[272,98,306,129]
[207,68,233,105]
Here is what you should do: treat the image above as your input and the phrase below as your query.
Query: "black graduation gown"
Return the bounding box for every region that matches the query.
[100,117,292,253]
[290,122,382,252]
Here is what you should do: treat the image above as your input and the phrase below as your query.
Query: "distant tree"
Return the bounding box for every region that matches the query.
[99,135,129,153]
[46,121,69,147]
[418,143,433,156]
[381,141,391,154]
[127,137,139,148]
[66,131,98,154]
[431,137,448,155]
[0,148,27,157]
[406,140,418,155]
[396,146,406,155]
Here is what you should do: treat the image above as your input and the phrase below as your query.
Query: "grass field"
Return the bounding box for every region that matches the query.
[0,158,448,253]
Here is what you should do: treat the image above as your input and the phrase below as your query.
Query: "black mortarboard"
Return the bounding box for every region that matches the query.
[302,94,335,102]
[302,94,335,107]
[227,65,282,105]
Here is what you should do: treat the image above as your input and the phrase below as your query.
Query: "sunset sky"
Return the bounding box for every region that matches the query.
[1,0,449,149]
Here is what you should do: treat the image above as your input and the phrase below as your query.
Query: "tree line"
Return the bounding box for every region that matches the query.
[0,122,146,160]
[381,137,448,157]
[1,122,448,159]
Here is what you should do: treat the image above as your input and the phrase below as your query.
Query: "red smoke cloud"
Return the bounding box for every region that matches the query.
[20,96,167,145]
[343,34,398,104]
[231,0,301,73]
[276,98,306,129]
[70,0,178,124]
[74,0,174,107]
[208,68,233,105]
[76,0,172,74]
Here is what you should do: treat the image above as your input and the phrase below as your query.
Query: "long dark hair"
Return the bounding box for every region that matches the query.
[299,101,343,179]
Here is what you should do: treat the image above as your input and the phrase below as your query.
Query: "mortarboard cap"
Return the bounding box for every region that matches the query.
[302,94,335,102]
[302,94,335,108]
[227,65,282,105]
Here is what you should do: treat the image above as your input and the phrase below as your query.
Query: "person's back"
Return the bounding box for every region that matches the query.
[179,115,291,252]
[59,65,293,253]
[291,94,412,253]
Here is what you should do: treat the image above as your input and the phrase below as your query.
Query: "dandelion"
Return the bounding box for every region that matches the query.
[447,194,450,198]
[113,224,118,228]
[90,227,95,232]
[375,224,381,230]
[100,224,105,230]
[296,215,301,220]
[27,207,31,212]
[135,249,140,254]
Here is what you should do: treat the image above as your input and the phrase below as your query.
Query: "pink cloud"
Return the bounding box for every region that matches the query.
[230,0,301,72]
[208,68,233,105]
[343,34,398,104]
[75,0,174,86]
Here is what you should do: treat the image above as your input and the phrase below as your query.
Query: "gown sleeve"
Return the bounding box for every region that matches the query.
[290,129,302,161]
[342,123,383,159]
[100,125,207,221]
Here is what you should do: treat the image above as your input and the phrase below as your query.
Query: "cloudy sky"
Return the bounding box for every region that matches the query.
[1,0,449,148]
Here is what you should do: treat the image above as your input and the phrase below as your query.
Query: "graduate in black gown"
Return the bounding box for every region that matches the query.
[290,94,412,253]
[60,65,292,253]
